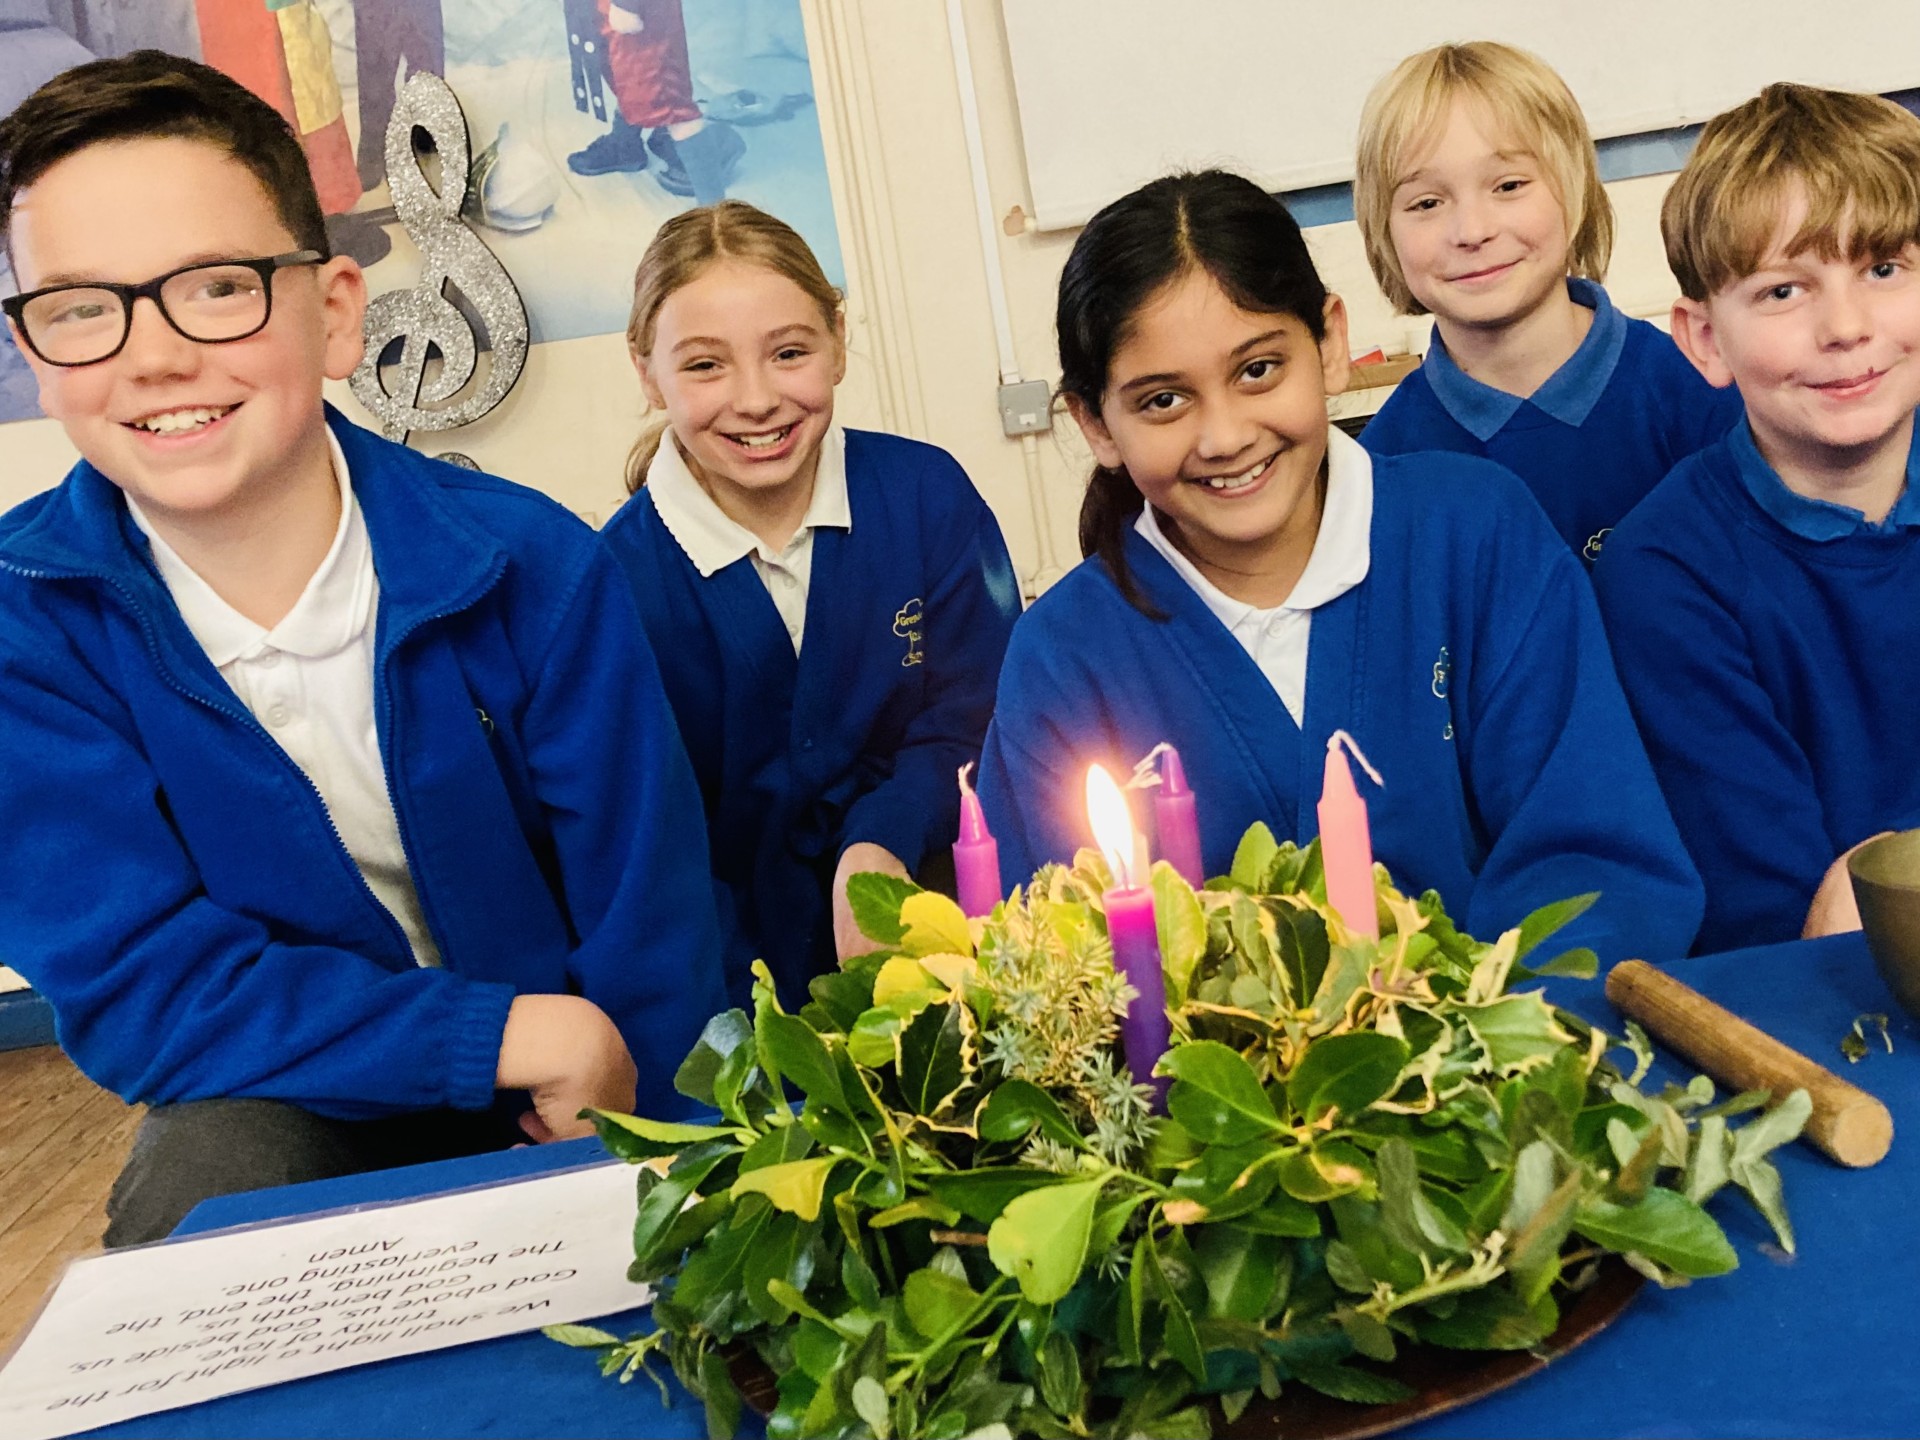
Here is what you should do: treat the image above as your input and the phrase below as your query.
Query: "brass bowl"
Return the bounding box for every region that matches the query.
[1849,829,1920,1018]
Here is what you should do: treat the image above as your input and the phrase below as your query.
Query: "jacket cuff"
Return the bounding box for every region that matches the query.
[445,980,517,1112]
[843,794,933,881]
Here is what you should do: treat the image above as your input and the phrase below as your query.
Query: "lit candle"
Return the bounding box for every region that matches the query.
[1317,730,1381,940]
[953,763,1001,919]
[1153,745,1205,889]
[1087,764,1170,1108]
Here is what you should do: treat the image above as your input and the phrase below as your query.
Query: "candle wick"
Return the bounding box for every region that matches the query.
[958,760,977,799]
[1327,730,1385,788]
[1126,742,1172,791]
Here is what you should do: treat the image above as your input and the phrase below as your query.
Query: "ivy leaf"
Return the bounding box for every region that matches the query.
[987,1177,1102,1303]
[1229,822,1281,891]
[1161,1040,1286,1144]
[731,1156,841,1222]
[976,1079,1089,1149]
[1152,862,1209,1005]
[897,1000,972,1118]
[588,1110,735,1162]
[848,871,920,945]
[673,1009,754,1108]
[1286,1032,1411,1124]
[900,891,974,958]
[1573,1188,1738,1277]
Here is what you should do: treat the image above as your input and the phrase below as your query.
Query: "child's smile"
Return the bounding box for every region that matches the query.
[1072,270,1351,609]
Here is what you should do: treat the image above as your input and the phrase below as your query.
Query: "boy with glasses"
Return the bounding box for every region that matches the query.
[0,49,726,1245]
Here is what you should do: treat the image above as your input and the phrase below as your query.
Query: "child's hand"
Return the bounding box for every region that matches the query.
[1803,833,1894,939]
[833,842,911,960]
[496,994,639,1140]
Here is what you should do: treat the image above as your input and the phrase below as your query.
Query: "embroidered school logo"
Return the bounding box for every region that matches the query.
[1583,528,1612,563]
[892,597,925,667]
[1431,645,1455,742]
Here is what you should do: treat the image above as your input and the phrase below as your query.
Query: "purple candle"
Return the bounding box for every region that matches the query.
[1153,745,1205,889]
[1086,765,1170,1109]
[953,763,1001,918]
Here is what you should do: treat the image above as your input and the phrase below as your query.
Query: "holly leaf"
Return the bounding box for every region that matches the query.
[897,1000,973,1118]
[1466,994,1574,1075]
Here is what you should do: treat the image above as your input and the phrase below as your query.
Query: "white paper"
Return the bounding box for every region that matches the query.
[0,965,31,995]
[0,1159,651,1440]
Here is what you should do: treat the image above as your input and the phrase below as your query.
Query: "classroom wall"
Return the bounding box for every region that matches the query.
[0,0,1695,595]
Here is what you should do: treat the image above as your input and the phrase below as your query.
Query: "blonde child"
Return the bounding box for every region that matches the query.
[599,202,1021,1007]
[1354,42,1740,561]
[1595,85,1920,953]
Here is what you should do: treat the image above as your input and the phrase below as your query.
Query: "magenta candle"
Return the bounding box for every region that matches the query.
[1087,765,1170,1108]
[1317,732,1380,940]
[953,763,1001,918]
[1153,745,1205,888]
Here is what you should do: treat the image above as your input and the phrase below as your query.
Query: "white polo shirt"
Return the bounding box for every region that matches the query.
[128,433,442,968]
[644,425,852,654]
[1136,425,1374,725]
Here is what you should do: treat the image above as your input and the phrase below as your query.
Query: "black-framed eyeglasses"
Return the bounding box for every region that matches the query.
[1,250,327,367]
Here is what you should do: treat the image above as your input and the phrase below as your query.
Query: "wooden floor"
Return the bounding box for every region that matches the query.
[0,1045,141,1353]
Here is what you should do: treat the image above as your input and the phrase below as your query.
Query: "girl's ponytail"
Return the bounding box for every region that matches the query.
[1077,464,1156,616]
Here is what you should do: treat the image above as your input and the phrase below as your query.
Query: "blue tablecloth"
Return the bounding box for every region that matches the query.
[84,933,1917,1438]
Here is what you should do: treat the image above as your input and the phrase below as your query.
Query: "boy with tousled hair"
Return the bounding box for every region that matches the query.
[1354,42,1739,560]
[1595,83,1920,953]
[0,50,726,1244]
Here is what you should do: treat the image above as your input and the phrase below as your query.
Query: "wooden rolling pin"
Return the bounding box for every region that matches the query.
[1606,959,1893,1168]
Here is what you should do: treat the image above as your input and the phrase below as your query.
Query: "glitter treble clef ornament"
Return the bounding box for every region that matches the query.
[349,72,529,442]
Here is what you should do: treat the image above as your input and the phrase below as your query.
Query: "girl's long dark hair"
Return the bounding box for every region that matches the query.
[1057,171,1329,614]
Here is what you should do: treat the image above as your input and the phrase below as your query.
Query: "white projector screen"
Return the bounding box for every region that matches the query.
[1000,0,1920,230]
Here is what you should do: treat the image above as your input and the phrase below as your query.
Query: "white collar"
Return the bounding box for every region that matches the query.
[645,424,851,578]
[130,429,374,666]
[1136,424,1374,625]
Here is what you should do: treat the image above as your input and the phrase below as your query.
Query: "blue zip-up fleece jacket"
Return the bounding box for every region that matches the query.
[602,429,1022,1008]
[979,448,1703,965]
[0,410,726,1120]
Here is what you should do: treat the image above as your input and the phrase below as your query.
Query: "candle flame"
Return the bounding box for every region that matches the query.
[1085,763,1138,889]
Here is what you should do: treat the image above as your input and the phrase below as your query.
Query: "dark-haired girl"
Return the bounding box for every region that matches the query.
[977,171,1702,962]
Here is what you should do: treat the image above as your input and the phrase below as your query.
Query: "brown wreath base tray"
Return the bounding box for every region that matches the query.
[729,1258,1642,1440]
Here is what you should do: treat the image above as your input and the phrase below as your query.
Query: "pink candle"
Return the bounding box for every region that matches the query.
[953,763,1001,918]
[1153,745,1205,889]
[1317,731,1380,940]
[1087,765,1170,1108]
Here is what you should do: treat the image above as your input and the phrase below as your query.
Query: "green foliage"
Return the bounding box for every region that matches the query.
[569,832,1806,1438]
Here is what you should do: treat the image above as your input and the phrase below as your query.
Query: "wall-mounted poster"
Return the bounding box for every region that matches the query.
[0,0,844,424]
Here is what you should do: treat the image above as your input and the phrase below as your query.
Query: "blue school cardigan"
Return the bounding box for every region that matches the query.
[978,449,1703,964]
[1361,280,1742,562]
[1595,424,1920,953]
[0,409,725,1119]
[601,429,1022,1007]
